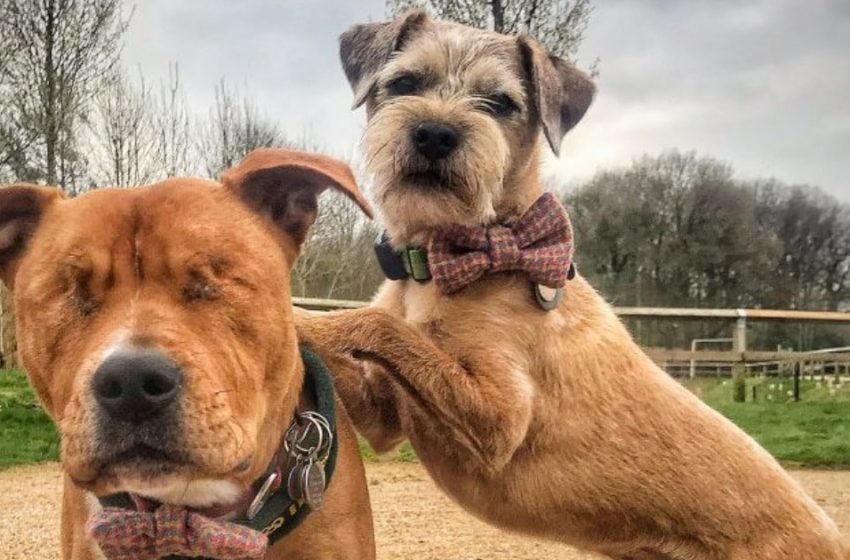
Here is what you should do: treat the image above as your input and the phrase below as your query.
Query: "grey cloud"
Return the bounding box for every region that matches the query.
[558,0,850,200]
[122,0,849,201]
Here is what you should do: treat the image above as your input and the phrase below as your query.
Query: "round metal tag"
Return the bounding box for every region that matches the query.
[301,462,326,509]
[533,284,563,311]
[287,465,303,501]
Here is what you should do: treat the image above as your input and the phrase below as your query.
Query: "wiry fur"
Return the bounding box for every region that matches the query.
[356,14,554,245]
[297,12,850,560]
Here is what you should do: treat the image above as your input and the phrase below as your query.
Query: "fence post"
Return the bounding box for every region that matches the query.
[733,309,748,353]
[732,363,747,403]
[793,361,801,402]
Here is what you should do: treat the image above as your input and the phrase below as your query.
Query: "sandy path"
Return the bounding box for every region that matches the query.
[3,462,849,559]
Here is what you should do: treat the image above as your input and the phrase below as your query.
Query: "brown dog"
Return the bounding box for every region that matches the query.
[0,149,375,560]
[295,12,850,560]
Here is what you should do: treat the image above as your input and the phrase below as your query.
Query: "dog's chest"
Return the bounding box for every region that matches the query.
[400,283,443,325]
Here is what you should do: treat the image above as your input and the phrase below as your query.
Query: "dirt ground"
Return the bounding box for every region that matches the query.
[3,462,850,560]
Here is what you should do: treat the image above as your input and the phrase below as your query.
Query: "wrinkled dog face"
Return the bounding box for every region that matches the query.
[0,150,371,508]
[340,11,595,241]
[12,184,295,504]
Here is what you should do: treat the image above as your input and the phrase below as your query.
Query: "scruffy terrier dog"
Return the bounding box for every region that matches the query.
[295,11,850,560]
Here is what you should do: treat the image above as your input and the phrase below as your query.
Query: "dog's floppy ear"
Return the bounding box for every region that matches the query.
[223,148,373,250]
[339,10,428,108]
[518,37,596,155]
[0,184,65,288]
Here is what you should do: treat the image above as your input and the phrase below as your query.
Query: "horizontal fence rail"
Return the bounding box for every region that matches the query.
[611,307,850,322]
[645,350,850,363]
[293,297,850,322]
[293,297,367,310]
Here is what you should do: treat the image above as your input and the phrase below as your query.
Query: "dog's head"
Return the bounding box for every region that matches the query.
[0,149,371,509]
[340,11,594,242]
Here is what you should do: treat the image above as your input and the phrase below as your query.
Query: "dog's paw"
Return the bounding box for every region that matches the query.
[293,307,325,347]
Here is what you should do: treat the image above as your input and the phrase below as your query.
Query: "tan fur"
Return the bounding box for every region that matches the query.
[296,13,850,560]
[0,149,375,559]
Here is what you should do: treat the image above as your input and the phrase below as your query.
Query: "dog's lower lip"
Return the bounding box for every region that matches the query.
[114,444,177,463]
[97,444,187,477]
[403,171,449,189]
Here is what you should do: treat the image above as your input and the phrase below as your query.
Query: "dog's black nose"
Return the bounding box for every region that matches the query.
[93,350,183,423]
[412,121,459,161]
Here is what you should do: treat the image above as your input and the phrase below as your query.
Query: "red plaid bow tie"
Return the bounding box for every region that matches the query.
[428,192,574,294]
[87,504,268,560]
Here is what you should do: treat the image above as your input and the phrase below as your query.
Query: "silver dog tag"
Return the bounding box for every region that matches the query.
[534,284,563,311]
[301,461,326,509]
[287,463,304,501]
[247,470,279,520]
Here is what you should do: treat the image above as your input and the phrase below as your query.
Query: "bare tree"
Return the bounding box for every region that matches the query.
[153,63,195,177]
[197,80,287,178]
[387,0,594,62]
[292,194,383,301]
[568,151,850,349]
[0,5,36,181]
[0,0,130,190]
[86,68,157,187]
[288,143,384,301]
[753,183,850,312]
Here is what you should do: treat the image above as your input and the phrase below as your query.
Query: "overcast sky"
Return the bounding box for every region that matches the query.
[122,0,850,202]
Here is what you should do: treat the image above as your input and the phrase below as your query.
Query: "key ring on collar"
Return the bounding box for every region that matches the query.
[284,410,333,461]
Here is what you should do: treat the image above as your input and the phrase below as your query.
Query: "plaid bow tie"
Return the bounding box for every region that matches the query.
[87,504,268,560]
[428,192,574,294]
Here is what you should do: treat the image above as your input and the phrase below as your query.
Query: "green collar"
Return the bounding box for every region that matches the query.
[374,230,432,282]
[97,346,338,557]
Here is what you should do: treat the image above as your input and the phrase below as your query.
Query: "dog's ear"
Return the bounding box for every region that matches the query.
[339,10,428,108]
[223,148,373,250]
[518,37,596,155]
[0,184,65,288]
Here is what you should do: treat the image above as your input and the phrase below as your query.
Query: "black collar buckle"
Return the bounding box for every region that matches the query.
[374,231,431,282]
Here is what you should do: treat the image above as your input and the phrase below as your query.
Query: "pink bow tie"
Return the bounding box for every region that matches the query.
[86,504,268,560]
[428,192,575,294]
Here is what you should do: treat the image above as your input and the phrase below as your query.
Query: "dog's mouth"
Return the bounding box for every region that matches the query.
[91,442,191,484]
[89,443,248,517]
[125,491,244,519]
[401,168,453,190]
[109,444,185,469]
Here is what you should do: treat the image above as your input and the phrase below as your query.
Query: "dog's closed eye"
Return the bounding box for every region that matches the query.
[58,259,101,317]
[183,271,218,303]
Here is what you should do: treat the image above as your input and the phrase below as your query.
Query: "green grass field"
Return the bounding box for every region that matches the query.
[2,368,848,470]
[0,369,59,469]
[680,376,850,468]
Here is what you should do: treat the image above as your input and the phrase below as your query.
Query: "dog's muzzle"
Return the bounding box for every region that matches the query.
[91,348,187,471]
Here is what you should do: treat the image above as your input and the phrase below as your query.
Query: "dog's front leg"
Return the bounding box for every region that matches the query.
[295,307,405,451]
[306,343,406,453]
[296,308,533,472]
